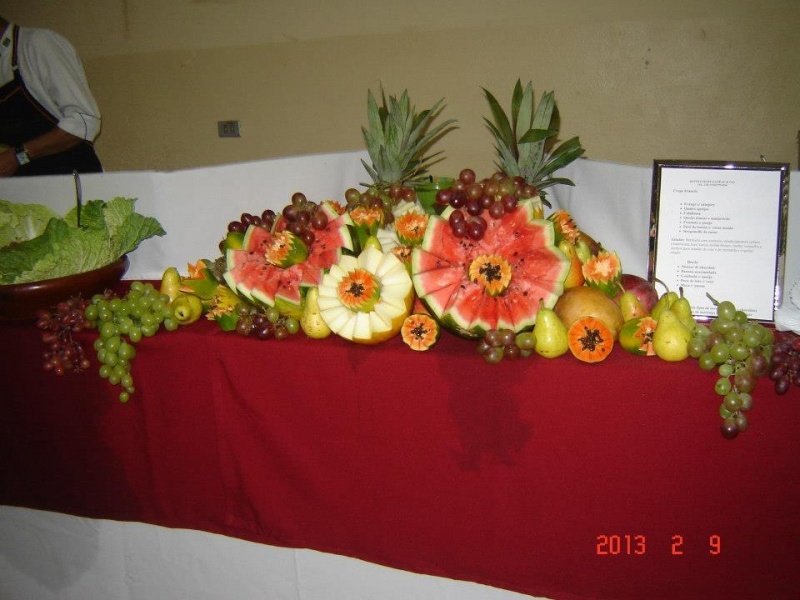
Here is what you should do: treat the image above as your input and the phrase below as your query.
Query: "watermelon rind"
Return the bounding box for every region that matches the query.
[411,198,570,339]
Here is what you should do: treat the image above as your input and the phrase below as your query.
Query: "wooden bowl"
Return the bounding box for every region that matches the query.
[0,255,129,320]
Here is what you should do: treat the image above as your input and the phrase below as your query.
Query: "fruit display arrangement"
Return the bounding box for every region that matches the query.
[26,80,799,439]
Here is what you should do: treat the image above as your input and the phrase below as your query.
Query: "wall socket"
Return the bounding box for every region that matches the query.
[218,120,241,138]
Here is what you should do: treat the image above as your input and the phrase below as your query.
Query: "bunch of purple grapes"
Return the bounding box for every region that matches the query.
[476,328,535,364]
[233,302,299,341]
[36,296,93,375]
[227,209,276,234]
[279,192,330,247]
[769,331,800,395]
[435,169,538,241]
[221,209,277,253]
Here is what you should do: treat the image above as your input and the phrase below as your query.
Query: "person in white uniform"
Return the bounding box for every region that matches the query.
[0,16,102,176]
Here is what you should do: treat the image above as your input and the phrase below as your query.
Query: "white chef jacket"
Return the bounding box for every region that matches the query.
[0,23,101,142]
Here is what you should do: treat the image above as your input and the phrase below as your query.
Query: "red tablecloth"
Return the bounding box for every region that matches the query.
[1,313,799,600]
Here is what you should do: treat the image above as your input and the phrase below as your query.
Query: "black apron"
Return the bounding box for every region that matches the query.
[0,25,102,176]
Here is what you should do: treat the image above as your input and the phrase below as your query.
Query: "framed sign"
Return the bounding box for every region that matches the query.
[648,160,790,322]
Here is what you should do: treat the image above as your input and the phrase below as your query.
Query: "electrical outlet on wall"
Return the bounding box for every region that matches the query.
[218,120,241,138]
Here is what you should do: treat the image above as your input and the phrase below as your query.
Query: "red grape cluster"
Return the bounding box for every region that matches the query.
[476,328,535,364]
[279,192,330,247]
[222,209,277,253]
[36,296,93,375]
[435,169,538,241]
[227,209,276,234]
[769,331,800,395]
[225,192,332,251]
[233,302,300,340]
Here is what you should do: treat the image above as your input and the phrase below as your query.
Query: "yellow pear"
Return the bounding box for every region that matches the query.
[159,266,182,303]
[534,302,569,358]
[300,286,331,339]
[652,308,691,361]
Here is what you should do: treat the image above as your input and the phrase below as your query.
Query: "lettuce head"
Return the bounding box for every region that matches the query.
[0,199,59,249]
[0,197,165,285]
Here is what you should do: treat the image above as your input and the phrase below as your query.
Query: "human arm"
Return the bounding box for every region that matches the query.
[0,129,86,177]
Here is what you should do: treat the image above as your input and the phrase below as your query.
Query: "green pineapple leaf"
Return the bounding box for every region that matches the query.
[519,128,559,144]
[482,88,515,155]
[362,86,457,191]
[483,81,584,198]
[535,136,585,182]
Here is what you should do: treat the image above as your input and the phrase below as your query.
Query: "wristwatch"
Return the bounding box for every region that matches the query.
[15,145,31,166]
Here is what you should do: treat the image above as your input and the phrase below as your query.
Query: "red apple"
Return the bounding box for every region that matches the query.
[614,274,659,314]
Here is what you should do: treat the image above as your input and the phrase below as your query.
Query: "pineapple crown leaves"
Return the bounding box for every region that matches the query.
[482,80,585,202]
[361,87,458,190]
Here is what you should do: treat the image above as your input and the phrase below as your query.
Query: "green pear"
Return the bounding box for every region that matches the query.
[650,290,678,321]
[574,238,593,264]
[533,302,569,358]
[300,286,331,339]
[670,288,697,331]
[618,289,646,321]
[652,308,692,361]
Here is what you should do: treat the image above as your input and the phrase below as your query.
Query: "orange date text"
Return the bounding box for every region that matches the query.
[596,534,721,555]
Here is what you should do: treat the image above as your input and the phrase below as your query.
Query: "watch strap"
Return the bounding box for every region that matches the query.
[15,145,31,166]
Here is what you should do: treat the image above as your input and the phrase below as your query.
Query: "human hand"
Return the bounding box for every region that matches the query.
[0,148,19,177]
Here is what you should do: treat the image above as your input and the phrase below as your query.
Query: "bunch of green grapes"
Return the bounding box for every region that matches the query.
[84,281,176,402]
[476,328,535,364]
[687,295,773,440]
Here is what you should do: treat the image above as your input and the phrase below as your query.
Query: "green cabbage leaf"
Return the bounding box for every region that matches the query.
[0,199,59,249]
[0,197,165,285]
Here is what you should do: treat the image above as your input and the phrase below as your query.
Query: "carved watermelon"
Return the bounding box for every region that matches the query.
[224,202,353,318]
[411,198,570,339]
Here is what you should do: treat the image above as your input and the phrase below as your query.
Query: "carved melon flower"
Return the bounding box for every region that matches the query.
[581,249,622,297]
[316,246,413,344]
[349,206,384,230]
[186,259,207,279]
[206,284,240,320]
[548,210,580,244]
[393,208,428,247]
[374,200,429,272]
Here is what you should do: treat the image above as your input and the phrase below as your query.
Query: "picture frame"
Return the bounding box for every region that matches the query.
[648,159,790,322]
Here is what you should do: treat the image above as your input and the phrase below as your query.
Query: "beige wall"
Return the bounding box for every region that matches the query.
[3,0,799,177]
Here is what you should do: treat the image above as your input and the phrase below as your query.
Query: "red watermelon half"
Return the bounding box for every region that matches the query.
[224,202,353,318]
[411,199,570,339]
